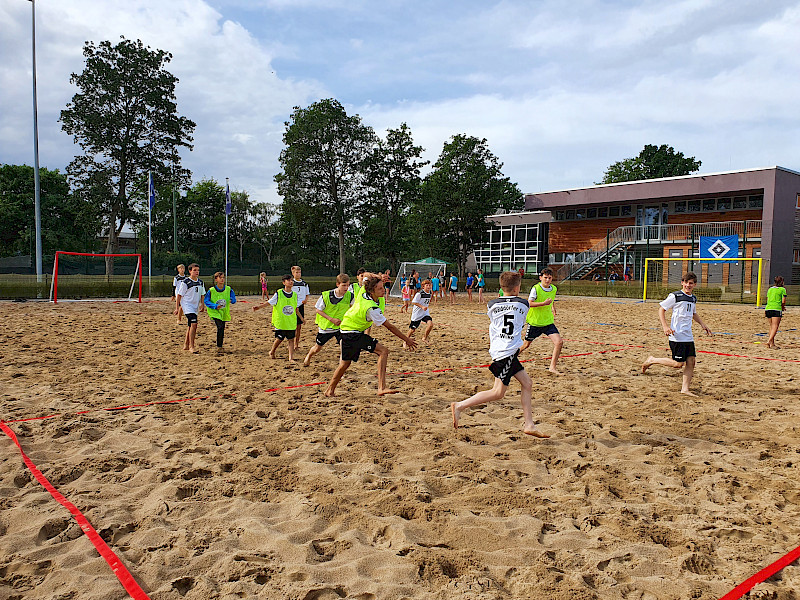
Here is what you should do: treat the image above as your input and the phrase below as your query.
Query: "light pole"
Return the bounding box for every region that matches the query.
[28,0,43,283]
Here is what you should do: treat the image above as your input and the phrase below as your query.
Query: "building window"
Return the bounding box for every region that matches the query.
[575,209,586,219]
[674,201,686,213]
[669,249,683,258]
[501,229,511,243]
[621,205,632,216]
[687,200,701,212]
[587,208,597,218]
[703,198,716,211]
[598,207,608,218]
[555,211,565,220]
[566,209,575,220]
[717,197,731,210]
[733,196,747,209]
[609,206,620,217]
[749,194,763,208]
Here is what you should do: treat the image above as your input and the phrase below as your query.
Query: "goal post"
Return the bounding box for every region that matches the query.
[642,257,762,307]
[50,252,143,303]
[389,261,447,298]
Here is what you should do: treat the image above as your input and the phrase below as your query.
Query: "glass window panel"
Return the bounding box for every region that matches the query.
[555,211,565,220]
[687,200,701,212]
[566,210,575,219]
[733,196,747,209]
[587,208,597,218]
[514,227,526,242]
[621,205,632,216]
[749,195,763,208]
[575,209,586,219]
[703,198,716,211]
[674,201,686,213]
[609,206,620,217]
[501,229,511,242]
[717,197,731,210]
[598,207,608,218]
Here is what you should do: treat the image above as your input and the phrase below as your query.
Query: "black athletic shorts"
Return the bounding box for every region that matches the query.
[765,310,782,318]
[274,329,296,340]
[315,330,341,347]
[185,312,198,326]
[340,331,379,362]
[525,323,559,341]
[669,340,696,362]
[409,315,432,329]
[489,351,524,386]
[297,304,305,319]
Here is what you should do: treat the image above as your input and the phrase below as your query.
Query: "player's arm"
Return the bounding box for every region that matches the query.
[229,290,237,305]
[692,311,712,336]
[316,308,339,325]
[658,306,674,336]
[174,294,182,314]
[382,320,418,349]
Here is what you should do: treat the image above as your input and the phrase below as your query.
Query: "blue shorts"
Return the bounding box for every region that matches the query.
[525,323,559,341]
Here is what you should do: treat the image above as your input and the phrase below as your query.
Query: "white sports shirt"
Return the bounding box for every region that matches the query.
[660,291,697,342]
[410,291,431,322]
[176,278,205,314]
[486,296,530,360]
[292,279,310,304]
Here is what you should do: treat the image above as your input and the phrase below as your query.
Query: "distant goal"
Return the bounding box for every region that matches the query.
[50,252,143,303]
[642,257,763,306]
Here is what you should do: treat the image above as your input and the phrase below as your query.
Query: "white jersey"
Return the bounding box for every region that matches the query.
[292,279,310,304]
[486,296,529,360]
[410,291,432,322]
[660,290,697,342]
[176,278,205,314]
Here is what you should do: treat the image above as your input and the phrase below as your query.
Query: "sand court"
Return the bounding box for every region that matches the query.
[1,296,799,599]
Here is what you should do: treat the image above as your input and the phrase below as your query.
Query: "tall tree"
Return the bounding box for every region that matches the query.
[418,135,523,276]
[600,144,701,184]
[60,37,195,274]
[275,99,376,273]
[364,123,427,272]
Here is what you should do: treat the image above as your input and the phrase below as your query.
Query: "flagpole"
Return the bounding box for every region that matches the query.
[225,178,230,280]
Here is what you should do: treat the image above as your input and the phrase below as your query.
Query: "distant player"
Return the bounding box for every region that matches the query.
[642,272,713,396]
[173,264,186,323]
[449,272,458,304]
[476,268,486,303]
[324,275,417,397]
[204,271,237,353]
[291,265,310,351]
[519,267,563,374]
[765,275,787,349]
[260,272,269,301]
[303,274,353,367]
[174,263,205,353]
[405,278,434,346]
[450,271,548,437]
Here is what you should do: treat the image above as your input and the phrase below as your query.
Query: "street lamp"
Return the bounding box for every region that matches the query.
[28,0,43,283]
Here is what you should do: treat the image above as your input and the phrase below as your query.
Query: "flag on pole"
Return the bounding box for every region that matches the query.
[699,235,739,263]
[148,172,156,210]
[225,182,232,215]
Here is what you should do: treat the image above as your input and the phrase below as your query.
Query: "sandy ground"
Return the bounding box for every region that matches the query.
[0,294,799,600]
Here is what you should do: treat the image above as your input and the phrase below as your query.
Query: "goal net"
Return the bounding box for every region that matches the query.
[642,257,763,306]
[389,261,447,298]
[50,252,142,303]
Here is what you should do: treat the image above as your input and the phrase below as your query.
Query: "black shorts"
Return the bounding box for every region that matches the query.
[274,329,296,340]
[489,351,524,386]
[185,313,198,326]
[297,304,305,319]
[765,310,782,318]
[409,315,432,329]
[669,340,696,362]
[525,323,559,341]
[315,330,341,346]
[340,332,379,362]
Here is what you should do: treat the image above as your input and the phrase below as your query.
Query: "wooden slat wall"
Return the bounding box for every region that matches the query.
[549,218,634,253]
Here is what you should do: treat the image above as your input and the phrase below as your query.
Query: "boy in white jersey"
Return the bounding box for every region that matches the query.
[172,264,186,323]
[303,274,353,367]
[405,279,434,346]
[174,263,205,353]
[642,272,713,396]
[291,265,310,351]
[450,271,549,438]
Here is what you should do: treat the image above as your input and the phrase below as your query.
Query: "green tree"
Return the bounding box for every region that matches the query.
[0,164,101,257]
[600,144,701,184]
[418,135,523,276]
[60,37,195,275]
[363,123,427,272]
[275,98,377,273]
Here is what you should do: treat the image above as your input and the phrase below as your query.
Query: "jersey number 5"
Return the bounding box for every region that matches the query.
[501,314,515,335]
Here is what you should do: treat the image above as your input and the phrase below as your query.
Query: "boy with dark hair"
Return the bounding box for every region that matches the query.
[642,271,713,396]
[324,275,417,397]
[291,265,310,351]
[174,263,205,352]
[519,267,563,374]
[254,274,305,363]
[450,271,549,437]
[303,274,353,367]
[204,271,237,352]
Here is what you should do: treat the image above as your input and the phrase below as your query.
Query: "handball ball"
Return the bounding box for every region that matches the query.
[218,299,226,307]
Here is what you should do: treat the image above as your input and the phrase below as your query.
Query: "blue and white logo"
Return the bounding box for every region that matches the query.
[699,235,738,262]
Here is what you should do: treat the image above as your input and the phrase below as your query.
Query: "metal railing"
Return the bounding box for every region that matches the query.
[556,220,762,281]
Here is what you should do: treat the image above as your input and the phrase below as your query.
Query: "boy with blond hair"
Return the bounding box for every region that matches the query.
[303,274,353,367]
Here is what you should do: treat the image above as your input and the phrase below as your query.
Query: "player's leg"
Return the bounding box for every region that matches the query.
[183,326,191,350]
[451,377,507,428]
[547,332,563,374]
[642,356,683,372]
[188,323,199,352]
[681,356,697,396]
[269,337,282,359]
[325,359,352,397]
[423,319,433,342]
[303,343,323,367]
[766,315,781,348]
[374,343,399,395]
[513,369,549,437]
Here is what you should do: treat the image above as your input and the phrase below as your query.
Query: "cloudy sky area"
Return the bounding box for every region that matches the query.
[2,0,799,205]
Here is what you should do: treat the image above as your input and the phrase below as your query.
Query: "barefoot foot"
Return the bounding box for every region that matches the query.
[377,388,400,396]
[450,402,460,429]
[642,357,655,373]
[524,426,550,438]
[548,367,562,375]
[268,351,276,359]
[680,390,698,397]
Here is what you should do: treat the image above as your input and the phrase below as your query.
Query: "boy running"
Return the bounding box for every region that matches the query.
[204,271,237,353]
[254,274,305,363]
[450,271,549,437]
[519,267,563,374]
[324,275,417,397]
[642,271,713,396]
[303,274,353,367]
[405,278,434,346]
[174,263,205,352]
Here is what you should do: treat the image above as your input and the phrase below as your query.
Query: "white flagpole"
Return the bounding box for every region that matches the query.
[225,178,230,280]
[148,171,152,296]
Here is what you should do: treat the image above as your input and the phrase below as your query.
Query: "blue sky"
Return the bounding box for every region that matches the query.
[2,0,799,204]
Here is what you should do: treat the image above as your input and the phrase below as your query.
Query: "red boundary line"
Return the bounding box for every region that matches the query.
[0,421,150,600]
[718,544,800,600]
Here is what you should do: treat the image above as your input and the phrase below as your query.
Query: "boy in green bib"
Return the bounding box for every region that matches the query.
[254,273,304,363]
[303,274,353,367]
[324,275,417,397]
[204,271,237,353]
[519,267,563,374]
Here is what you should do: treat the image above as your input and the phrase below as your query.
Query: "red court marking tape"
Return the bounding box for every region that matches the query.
[0,421,150,600]
[719,544,800,600]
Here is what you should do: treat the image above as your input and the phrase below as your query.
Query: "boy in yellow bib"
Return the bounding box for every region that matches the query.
[519,267,563,374]
[204,271,237,353]
[303,274,353,367]
[254,273,305,363]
